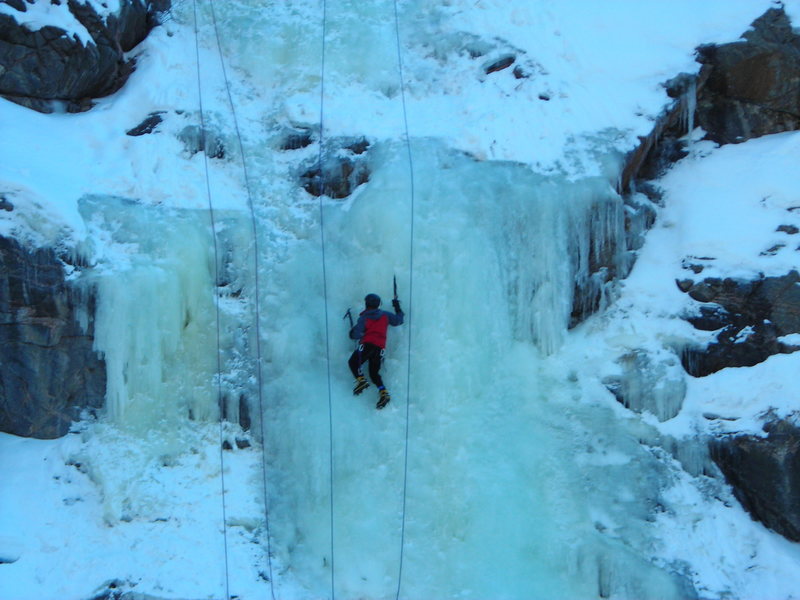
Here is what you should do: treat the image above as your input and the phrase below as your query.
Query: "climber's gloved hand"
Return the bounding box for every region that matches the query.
[392,298,402,314]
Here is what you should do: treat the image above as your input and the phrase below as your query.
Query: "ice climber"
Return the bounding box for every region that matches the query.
[348,292,404,409]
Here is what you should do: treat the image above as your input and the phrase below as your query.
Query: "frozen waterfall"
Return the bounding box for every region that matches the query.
[68,1,698,598]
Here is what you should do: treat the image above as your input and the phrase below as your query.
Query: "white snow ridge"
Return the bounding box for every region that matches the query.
[2,1,800,599]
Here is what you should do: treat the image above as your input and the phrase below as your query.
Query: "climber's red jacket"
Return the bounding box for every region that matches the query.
[349,308,404,349]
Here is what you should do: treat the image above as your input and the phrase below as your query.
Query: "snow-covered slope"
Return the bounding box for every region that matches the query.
[2,1,800,599]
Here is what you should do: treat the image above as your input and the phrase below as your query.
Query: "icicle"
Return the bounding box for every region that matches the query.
[679,76,697,141]
[75,196,252,435]
[498,172,626,354]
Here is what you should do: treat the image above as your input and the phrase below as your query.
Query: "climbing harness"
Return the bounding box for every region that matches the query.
[191,1,231,598]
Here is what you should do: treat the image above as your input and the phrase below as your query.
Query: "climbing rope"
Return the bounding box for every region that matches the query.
[316,1,337,599]
[392,1,416,598]
[205,1,277,597]
[314,1,415,598]
[196,1,415,598]
[315,1,415,599]
[191,1,231,598]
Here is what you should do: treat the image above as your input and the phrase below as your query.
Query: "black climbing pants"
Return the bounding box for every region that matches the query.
[348,343,384,388]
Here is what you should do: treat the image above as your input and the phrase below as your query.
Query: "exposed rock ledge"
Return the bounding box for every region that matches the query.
[711,419,800,542]
[614,5,800,546]
[0,236,105,438]
[679,271,800,376]
[0,0,170,113]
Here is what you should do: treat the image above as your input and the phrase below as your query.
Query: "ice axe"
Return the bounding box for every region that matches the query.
[343,307,358,350]
[392,275,403,313]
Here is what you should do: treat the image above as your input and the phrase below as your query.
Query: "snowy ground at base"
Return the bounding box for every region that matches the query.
[0,425,282,600]
[3,0,800,599]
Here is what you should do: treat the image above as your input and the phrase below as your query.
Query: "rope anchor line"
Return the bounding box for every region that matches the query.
[197,0,415,598]
[392,0,416,597]
[191,1,231,599]
[317,1,416,599]
[193,1,276,598]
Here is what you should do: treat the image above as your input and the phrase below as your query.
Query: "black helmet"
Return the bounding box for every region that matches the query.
[365,293,381,309]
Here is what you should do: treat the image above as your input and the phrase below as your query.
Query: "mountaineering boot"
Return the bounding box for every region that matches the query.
[353,376,369,395]
[376,388,390,409]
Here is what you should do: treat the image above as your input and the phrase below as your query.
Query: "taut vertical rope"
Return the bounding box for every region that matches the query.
[317,1,336,598]
[205,1,276,597]
[192,1,231,598]
[392,1,416,598]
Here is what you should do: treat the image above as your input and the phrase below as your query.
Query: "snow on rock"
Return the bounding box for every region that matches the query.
[711,418,800,543]
[696,7,800,145]
[3,1,800,599]
[679,271,800,376]
[0,236,105,439]
[0,0,170,113]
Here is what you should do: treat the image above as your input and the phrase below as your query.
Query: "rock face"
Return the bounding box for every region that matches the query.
[610,6,800,545]
[695,7,800,145]
[0,0,170,113]
[618,6,800,379]
[126,111,165,136]
[0,236,105,439]
[677,270,800,546]
[620,7,800,191]
[618,73,696,194]
[0,0,170,438]
[679,272,800,376]
[299,137,371,199]
[711,419,800,542]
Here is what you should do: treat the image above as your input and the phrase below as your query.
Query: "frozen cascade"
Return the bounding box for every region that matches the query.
[251,139,692,599]
[64,1,700,597]
[75,195,255,436]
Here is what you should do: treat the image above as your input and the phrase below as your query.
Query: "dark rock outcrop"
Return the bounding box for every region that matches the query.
[711,419,800,542]
[483,54,515,75]
[300,138,371,199]
[679,272,800,376]
[615,6,800,379]
[620,6,800,193]
[0,0,170,113]
[696,7,800,145]
[2,0,26,12]
[279,127,314,151]
[301,156,370,199]
[642,8,800,548]
[126,111,165,136]
[682,320,791,377]
[619,72,699,194]
[0,236,105,439]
